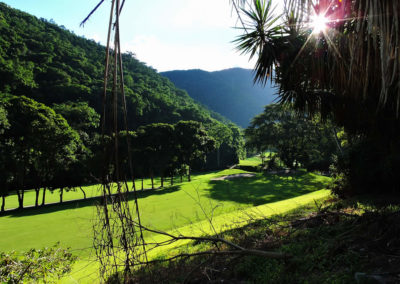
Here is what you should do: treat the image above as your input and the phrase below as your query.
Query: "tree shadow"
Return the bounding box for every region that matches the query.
[2,185,183,218]
[206,172,330,206]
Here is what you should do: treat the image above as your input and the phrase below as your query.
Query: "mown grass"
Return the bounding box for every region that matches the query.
[64,189,332,283]
[0,157,332,283]
[238,155,263,167]
[3,176,179,210]
[1,169,330,255]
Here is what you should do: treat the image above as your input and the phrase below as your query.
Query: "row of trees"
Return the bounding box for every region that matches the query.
[245,104,338,171]
[0,95,244,211]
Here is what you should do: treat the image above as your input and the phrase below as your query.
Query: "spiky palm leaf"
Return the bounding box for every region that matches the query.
[234,0,400,133]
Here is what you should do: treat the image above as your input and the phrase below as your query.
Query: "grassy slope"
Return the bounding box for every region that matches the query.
[0,157,332,282]
[65,189,331,283]
[3,155,268,210]
[1,169,330,255]
[3,177,170,210]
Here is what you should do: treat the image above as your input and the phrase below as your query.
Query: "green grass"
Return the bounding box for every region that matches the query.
[64,189,332,283]
[1,169,330,255]
[0,158,332,283]
[239,155,263,167]
[3,176,179,210]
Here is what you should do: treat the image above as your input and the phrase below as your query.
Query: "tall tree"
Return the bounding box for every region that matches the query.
[233,0,400,193]
[1,95,81,208]
[246,104,336,170]
[175,121,215,181]
[0,102,11,212]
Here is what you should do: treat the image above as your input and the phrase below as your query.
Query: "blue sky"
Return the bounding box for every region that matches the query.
[2,0,261,72]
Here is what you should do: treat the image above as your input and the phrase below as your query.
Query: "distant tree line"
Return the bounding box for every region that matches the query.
[0,95,244,211]
[246,104,338,171]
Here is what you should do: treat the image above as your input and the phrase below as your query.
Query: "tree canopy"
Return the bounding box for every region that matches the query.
[246,104,337,171]
[234,0,400,194]
[0,3,228,128]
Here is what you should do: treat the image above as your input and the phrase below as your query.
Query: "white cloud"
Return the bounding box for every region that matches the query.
[122,35,255,72]
[88,33,101,43]
[168,0,235,29]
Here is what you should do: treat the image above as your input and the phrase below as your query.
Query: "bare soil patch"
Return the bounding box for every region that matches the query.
[211,173,256,181]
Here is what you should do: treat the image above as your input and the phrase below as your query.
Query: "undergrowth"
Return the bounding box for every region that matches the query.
[0,243,77,283]
[127,197,400,284]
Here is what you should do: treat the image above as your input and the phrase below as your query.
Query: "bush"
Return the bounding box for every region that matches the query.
[0,243,77,283]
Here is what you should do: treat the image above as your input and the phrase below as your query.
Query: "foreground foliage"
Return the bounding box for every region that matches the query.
[132,198,400,283]
[0,244,76,283]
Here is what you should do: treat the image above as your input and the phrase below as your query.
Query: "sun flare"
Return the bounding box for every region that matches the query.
[311,14,328,34]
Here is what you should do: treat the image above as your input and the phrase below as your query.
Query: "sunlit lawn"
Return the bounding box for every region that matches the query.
[239,155,263,167]
[0,168,331,257]
[0,157,332,283]
[3,176,180,210]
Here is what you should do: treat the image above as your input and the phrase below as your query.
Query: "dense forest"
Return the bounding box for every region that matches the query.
[0,3,231,127]
[162,68,276,127]
[0,3,245,210]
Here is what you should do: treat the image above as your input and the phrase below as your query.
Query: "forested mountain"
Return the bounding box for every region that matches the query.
[161,68,277,127]
[0,3,247,210]
[0,2,229,128]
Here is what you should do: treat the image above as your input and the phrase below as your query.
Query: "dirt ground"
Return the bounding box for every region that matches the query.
[211,173,256,181]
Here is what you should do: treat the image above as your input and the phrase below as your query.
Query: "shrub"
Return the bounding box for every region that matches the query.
[0,243,77,283]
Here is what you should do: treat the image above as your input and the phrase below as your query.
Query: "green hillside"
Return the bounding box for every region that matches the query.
[161,68,277,127]
[0,2,229,128]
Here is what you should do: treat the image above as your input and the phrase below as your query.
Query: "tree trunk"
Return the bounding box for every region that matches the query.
[188,166,191,182]
[42,188,46,206]
[132,178,136,191]
[141,178,144,191]
[217,148,220,168]
[161,176,164,188]
[171,175,174,186]
[80,187,87,199]
[60,188,64,203]
[17,190,24,209]
[35,189,40,207]
[1,195,5,212]
[180,175,183,183]
[151,171,154,189]
[124,180,130,193]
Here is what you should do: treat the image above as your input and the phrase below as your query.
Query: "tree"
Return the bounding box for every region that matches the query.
[175,121,215,181]
[135,123,177,189]
[233,0,400,194]
[246,104,337,170]
[205,123,245,170]
[0,102,10,212]
[1,95,81,208]
[52,101,100,143]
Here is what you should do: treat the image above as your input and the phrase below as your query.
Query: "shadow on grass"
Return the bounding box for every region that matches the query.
[206,171,330,206]
[2,185,183,218]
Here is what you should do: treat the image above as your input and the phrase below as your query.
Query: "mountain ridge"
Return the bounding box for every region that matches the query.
[0,2,232,129]
[161,68,277,128]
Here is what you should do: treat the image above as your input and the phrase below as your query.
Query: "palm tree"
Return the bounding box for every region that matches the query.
[232,0,400,193]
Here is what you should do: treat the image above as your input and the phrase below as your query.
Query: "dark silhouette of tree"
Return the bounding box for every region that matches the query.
[1,95,81,208]
[234,0,400,194]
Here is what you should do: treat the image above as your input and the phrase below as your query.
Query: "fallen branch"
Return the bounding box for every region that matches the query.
[137,223,289,260]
